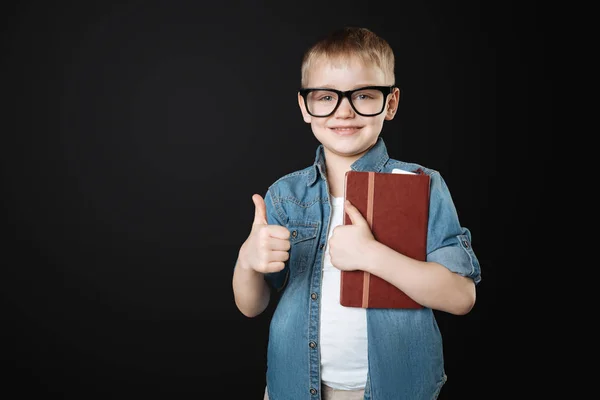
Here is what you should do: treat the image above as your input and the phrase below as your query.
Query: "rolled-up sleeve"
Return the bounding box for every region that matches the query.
[426,172,482,284]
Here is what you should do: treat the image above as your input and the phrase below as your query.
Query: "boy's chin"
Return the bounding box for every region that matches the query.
[323,141,371,158]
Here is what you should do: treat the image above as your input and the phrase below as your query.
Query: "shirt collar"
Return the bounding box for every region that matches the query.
[307,137,390,186]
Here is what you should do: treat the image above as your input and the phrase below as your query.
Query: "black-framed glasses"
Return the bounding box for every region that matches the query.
[299,85,396,117]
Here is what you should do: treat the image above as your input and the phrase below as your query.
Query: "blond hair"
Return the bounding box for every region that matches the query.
[300,27,395,87]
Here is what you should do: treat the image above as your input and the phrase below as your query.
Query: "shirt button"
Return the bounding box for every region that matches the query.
[309,341,317,348]
[319,243,324,250]
[311,293,318,300]
[310,388,317,395]
[462,239,470,249]
[291,230,298,238]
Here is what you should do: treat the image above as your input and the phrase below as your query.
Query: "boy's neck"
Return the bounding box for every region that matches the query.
[323,150,362,198]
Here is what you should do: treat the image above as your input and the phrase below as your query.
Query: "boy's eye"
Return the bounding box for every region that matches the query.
[310,91,338,102]
[353,91,376,101]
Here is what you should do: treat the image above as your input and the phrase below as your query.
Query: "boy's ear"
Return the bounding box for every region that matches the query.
[384,87,401,121]
[298,92,312,124]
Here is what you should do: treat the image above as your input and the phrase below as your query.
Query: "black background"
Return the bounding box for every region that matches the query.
[2,1,550,399]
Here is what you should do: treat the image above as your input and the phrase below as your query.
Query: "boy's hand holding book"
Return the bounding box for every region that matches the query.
[329,199,376,272]
[238,194,291,274]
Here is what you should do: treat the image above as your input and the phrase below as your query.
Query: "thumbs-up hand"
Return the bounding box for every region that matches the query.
[329,199,376,271]
[238,194,291,274]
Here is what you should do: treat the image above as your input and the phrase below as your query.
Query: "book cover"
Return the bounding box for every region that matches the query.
[340,169,430,309]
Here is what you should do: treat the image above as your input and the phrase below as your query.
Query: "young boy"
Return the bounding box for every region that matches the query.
[232,27,481,400]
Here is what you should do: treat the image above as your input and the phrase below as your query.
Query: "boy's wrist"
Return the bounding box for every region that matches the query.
[237,254,252,272]
[237,250,261,275]
[363,239,385,274]
[237,243,252,271]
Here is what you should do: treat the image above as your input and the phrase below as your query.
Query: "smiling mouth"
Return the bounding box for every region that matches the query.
[330,126,362,134]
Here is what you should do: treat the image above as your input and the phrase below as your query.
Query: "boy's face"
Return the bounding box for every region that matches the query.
[298,56,400,163]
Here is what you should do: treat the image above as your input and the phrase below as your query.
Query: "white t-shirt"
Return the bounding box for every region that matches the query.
[319,195,368,390]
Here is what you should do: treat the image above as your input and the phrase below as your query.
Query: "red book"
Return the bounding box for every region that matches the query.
[340,170,430,309]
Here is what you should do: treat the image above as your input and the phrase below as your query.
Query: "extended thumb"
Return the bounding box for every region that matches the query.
[252,194,268,225]
[345,199,368,227]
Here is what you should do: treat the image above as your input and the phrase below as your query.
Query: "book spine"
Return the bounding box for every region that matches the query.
[362,172,375,308]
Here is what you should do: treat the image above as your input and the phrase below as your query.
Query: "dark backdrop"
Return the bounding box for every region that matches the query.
[1,1,549,399]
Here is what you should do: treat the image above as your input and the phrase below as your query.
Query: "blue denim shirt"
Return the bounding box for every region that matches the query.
[258,137,481,400]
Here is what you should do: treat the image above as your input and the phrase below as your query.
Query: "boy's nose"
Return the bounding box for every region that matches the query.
[335,97,355,117]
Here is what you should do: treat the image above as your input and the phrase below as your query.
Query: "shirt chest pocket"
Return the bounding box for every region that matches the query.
[287,220,319,277]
